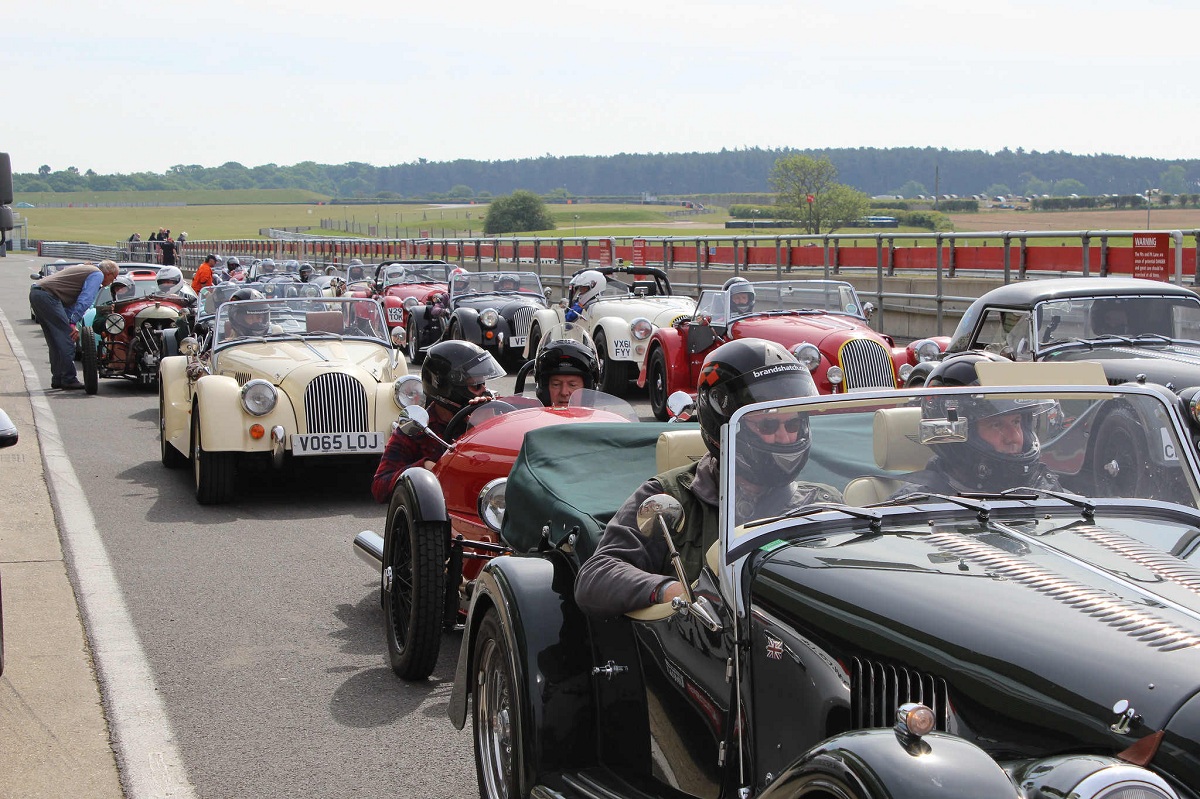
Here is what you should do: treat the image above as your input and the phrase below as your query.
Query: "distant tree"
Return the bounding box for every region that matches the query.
[1051,178,1087,196]
[771,154,865,233]
[448,184,474,198]
[484,190,556,235]
[1019,175,1052,197]
[476,190,493,200]
[1160,165,1188,195]
[821,185,871,232]
[38,164,51,176]
[893,180,928,198]
[985,184,1012,198]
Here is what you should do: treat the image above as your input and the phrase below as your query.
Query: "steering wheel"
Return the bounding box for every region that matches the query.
[443,400,518,442]
[512,359,535,394]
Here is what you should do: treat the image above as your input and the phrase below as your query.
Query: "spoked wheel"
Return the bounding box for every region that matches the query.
[383,487,447,680]
[593,330,631,396]
[80,330,99,395]
[647,347,670,421]
[159,380,186,468]
[192,405,236,504]
[405,321,424,364]
[473,609,528,799]
[1091,405,1153,500]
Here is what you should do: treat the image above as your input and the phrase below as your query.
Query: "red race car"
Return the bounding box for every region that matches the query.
[639,279,946,419]
[352,386,641,680]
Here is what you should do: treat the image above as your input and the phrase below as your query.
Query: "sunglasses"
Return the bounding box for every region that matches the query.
[467,381,488,392]
[745,415,805,435]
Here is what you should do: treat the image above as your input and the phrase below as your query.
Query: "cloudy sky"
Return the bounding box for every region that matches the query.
[4,0,1196,176]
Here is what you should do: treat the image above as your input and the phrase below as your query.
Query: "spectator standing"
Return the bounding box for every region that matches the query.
[192,253,218,292]
[29,260,119,390]
[159,233,177,266]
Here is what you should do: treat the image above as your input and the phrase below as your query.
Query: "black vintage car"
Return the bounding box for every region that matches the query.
[449,382,1200,799]
[437,270,549,368]
[907,277,1200,389]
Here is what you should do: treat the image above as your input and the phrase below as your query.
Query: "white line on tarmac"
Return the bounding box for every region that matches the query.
[0,308,195,799]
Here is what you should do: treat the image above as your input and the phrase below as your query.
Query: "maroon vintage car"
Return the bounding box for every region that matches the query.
[638,279,947,419]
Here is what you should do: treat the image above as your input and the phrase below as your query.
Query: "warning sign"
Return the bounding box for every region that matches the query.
[632,238,647,267]
[1132,233,1169,281]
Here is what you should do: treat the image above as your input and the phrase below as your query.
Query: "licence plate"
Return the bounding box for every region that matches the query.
[387,308,404,323]
[510,336,526,347]
[291,432,384,456]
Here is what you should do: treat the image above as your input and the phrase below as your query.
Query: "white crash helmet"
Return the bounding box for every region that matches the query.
[156,266,185,294]
[568,270,606,307]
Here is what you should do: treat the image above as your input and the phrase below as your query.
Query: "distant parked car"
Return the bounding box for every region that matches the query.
[906,277,1200,389]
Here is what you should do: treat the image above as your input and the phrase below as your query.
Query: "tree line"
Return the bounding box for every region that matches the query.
[14,146,1200,200]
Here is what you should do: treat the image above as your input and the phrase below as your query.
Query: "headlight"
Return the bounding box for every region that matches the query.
[240,379,278,416]
[912,338,941,362]
[1012,757,1179,799]
[827,365,844,385]
[791,343,821,371]
[390,326,407,347]
[479,309,499,327]
[477,478,507,533]
[394,375,424,408]
[104,313,125,335]
[630,318,653,340]
[898,363,914,382]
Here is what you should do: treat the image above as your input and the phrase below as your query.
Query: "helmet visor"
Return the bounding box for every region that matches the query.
[450,351,506,388]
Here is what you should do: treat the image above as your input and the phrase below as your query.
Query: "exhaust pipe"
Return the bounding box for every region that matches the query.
[353,530,384,568]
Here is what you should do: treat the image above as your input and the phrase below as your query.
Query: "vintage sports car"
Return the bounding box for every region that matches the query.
[158,295,409,504]
[639,279,944,419]
[449,380,1200,799]
[907,277,1200,389]
[352,389,641,680]
[370,259,452,328]
[80,277,193,394]
[442,271,549,367]
[526,266,696,396]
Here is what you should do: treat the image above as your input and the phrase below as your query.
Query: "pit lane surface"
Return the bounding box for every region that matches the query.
[0,255,656,798]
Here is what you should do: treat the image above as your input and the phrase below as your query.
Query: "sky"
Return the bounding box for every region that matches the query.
[4,0,1198,176]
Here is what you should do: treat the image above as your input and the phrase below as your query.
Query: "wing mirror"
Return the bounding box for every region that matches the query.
[666,391,696,422]
[862,302,876,320]
[634,493,721,631]
[390,326,407,348]
[394,404,453,450]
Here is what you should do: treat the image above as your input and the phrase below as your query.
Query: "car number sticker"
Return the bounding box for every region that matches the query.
[387,308,404,323]
[613,338,632,358]
[1161,428,1178,461]
[510,336,526,347]
[291,432,384,456]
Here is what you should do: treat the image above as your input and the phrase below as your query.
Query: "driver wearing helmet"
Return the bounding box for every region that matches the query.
[449,267,471,296]
[724,276,756,316]
[111,275,136,302]
[565,270,606,322]
[219,256,245,283]
[347,259,366,282]
[298,262,314,282]
[894,352,1061,497]
[534,337,600,407]
[225,288,273,337]
[156,265,198,303]
[258,258,277,277]
[1088,297,1131,337]
[496,273,521,292]
[575,338,842,618]
[370,340,506,504]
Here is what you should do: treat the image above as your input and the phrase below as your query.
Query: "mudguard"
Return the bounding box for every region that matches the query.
[192,376,298,452]
[450,308,484,346]
[758,729,1018,799]
[905,360,935,387]
[593,317,638,364]
[396,465,449,525]
[449,554,596,778]
[159,355,192,457]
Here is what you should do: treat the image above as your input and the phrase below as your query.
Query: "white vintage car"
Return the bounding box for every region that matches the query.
[158,295,411,504]
[524,266,695,395]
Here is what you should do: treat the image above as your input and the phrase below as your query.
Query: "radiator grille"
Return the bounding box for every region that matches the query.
[511,306,535,340]
[850,658,950,731]
[839,339,896,390]
[303,373,369,434]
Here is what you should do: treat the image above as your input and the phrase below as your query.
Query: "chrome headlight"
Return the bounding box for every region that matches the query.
[477,478,507,533]
[240,379,278,416]
[393,375,424,408]
[912,338,941,362]
[630,317,653,340]
[390,326,407,347]
[791,343,821,371]
[479,308,499,328]
[898,363,914,382]
[104,313,125,335]
[1012,757,1179,799]
[827,365,844,386]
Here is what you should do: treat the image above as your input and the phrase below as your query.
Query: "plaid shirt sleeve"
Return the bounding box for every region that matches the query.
[371,424,446,504]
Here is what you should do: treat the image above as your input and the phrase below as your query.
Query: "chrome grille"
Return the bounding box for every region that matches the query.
[850,658,950,730]
[839,339,896,389]
[511,306,535,340]
[234,371,251,387]
[303,373,369,434]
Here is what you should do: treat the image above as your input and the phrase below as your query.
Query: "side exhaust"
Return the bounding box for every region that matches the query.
[353,530,384,568]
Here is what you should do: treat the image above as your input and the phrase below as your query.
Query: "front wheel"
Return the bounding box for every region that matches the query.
[383,487,447,680]
[593,330,631,396]
[80,329,99,395]
[473,609,530,799]
[192,406,236,504]
[646,347,671,421]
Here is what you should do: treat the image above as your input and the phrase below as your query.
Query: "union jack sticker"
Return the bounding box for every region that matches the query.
[765,634,783,660]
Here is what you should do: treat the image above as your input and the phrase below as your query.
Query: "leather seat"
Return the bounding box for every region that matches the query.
[843,406,932,506]
[655,428,706,473]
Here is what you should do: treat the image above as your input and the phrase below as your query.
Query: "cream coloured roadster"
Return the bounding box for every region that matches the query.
[158,295,410,504]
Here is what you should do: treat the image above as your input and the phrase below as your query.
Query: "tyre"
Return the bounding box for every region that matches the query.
[192,405,236,504]
[646,347,671,421]
[527,323,542,361]
[80,330,99,395]
[1091,405,1152,500]
[473,609,529,799]
[405,317,424,364]
[593,330,631,396]
[159,380,187,468]
[383,487,447,680]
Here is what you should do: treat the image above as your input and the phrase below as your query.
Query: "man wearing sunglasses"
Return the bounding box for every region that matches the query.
[371,340,505,504]
[576,338,842,618]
